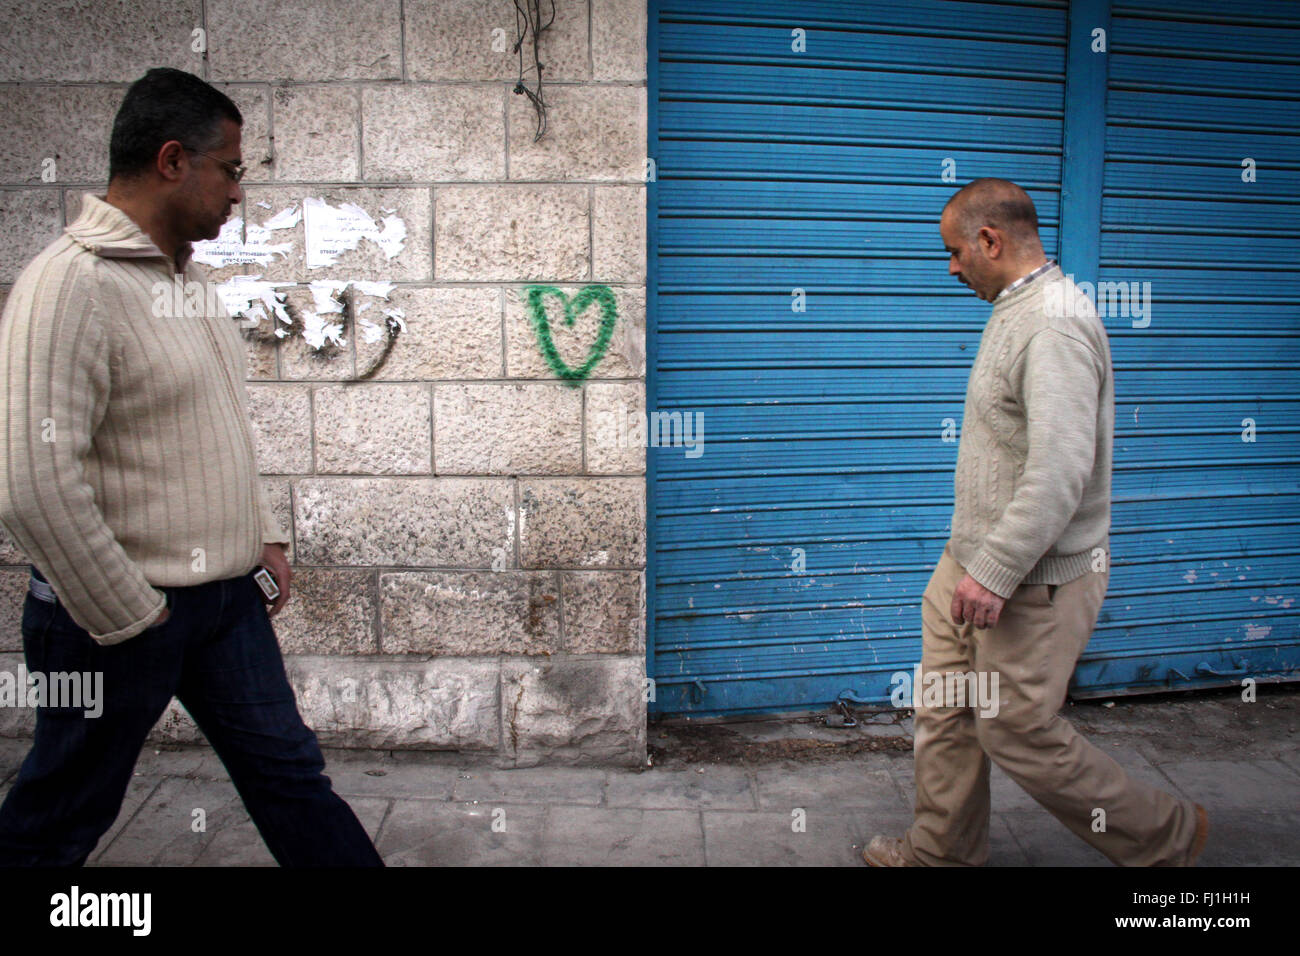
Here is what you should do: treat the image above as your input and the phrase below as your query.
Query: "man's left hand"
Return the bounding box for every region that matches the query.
[951,573,1006,629]
[260,542,292,617]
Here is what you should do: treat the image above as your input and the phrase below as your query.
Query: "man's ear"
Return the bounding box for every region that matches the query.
[156,140,188,182]
[977,226,1002,259]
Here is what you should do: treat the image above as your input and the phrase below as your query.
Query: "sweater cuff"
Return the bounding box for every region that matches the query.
[965,549,1025,599]
[90,592,168,646]
[259,500,290,545]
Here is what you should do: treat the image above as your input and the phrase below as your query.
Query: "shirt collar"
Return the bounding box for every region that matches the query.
[997,259,1057,300]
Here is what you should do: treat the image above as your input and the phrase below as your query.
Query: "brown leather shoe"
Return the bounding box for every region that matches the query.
[862,835,917,867]
[1188,804,1209,865]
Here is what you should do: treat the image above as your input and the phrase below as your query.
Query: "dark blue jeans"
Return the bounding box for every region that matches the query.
[0,568,383,866]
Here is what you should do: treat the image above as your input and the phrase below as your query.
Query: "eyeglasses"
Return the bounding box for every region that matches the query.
[182,146,247,183]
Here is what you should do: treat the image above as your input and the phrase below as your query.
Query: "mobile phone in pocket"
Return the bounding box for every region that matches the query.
[253,566,280,602]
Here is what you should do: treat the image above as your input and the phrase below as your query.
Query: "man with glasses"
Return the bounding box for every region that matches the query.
[0,68,382,866]
[185,147,248,183]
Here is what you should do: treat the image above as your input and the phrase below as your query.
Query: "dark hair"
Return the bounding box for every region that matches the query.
[109,68,242,180]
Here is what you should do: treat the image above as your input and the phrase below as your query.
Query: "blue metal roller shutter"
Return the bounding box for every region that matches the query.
[648,0,1071,716]
[1073,0,1300,695]
[647,0,1300,718]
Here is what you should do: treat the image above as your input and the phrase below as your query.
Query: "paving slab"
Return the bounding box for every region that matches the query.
[704,809,881,866]
[94,776,387,866]
[133,745,453,800]
[96,777,267,865]
[997,810,1110,867]
[326,760,458,801]
[451,767,608,807]
[701,810,1029,866]
[603,766,755,810]
[1193,810,1300,867]
[171,793,389,867]
[157,812,277,867]
[753,765,904,812]
[378,801,545,866]
[0,758,166,864]
[1157,759,1300,811]
[542,807,704,866]
[132,746,231,780]
[87,774,166,865]
[984,813,1033,866]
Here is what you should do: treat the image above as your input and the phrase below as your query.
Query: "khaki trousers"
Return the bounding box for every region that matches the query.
[901,544,1200,866]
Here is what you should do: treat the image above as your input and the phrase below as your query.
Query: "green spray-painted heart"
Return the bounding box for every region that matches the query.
[524,284,618,385]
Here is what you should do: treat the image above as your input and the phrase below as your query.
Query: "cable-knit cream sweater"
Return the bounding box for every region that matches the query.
[0,194,286,645]
[950,264,1114,597]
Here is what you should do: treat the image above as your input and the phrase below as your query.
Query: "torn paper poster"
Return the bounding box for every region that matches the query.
[358,305,407,345]
[303,197,406,269]
[306,278,395,318]
[192,213,297,269]
[300,310,346,350]
[192,219,251,268]
[308,279,350,316]
[263,205,302,230]
[214,276,296,333]
[351,280,395,299]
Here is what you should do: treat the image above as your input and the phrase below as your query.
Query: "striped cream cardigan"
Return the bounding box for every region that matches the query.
[0,194,286,645]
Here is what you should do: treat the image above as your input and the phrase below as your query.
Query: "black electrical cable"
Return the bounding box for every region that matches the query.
[513,0,555,141]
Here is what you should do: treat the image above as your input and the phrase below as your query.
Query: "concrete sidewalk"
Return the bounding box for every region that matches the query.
[2,688,1297,866]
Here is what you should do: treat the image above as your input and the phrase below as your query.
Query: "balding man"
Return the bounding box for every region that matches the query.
[862,178,1208,867]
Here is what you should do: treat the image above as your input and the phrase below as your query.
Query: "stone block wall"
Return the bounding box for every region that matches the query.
[0,0,649,766]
